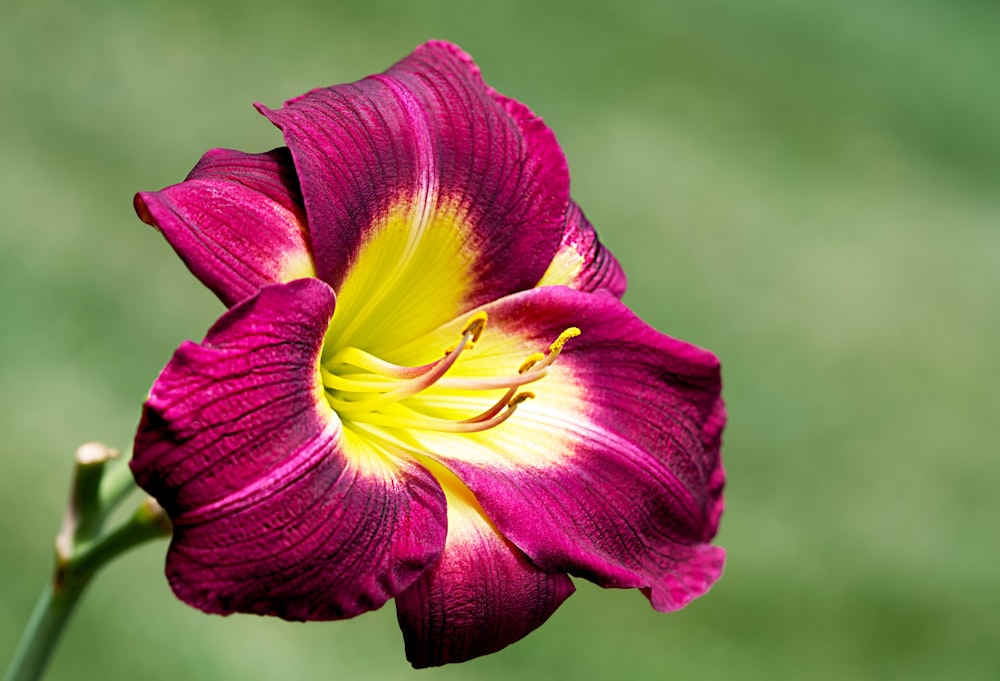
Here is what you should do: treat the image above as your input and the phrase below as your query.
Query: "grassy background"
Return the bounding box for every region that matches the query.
[2,1,997,679]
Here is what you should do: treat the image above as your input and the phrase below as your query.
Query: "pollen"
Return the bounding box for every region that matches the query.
[320,312,579,435]
[550,327,581,354]
[462,311,489,342]
[519,352,545,374]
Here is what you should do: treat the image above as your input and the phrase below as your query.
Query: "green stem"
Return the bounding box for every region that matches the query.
[3,577,89,681]
[3,447,171,681]
[74,499,172,577]
[97,455,139,521]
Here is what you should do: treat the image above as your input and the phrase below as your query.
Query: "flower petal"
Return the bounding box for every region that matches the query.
[387,286,725,611]
[134,147,315,307]
[132,278,447,619]
[259,41,569,350]
[394,460,574,668]
[536,201,627,297]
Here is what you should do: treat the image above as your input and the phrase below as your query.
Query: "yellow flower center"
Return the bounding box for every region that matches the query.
[319,311,579,434]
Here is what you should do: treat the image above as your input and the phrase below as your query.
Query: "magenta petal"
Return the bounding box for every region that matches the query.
[185,147,304,215]
[259,41,568,311]
[395,488,575,668]
[134,147,314,307]
[132,277,335,510]
[132,279,446,619]
[414,286,725,611]
[537,201,627,297]
[164,432,446,620]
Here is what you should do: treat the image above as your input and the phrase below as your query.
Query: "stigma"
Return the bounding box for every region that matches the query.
[320,312,579,434]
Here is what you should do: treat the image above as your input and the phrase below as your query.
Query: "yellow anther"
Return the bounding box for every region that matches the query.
[549,327,581,355]
[444,312,489,355]
[509,392,535,407]
[519,352,545,374]
[462,311,489,343]
[444,339,477,356]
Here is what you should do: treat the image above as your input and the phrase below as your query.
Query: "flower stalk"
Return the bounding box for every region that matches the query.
[3,444,171,681]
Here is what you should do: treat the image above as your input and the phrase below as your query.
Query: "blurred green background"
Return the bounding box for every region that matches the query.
[2,0,997,679]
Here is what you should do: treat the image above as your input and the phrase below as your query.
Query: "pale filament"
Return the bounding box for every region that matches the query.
[321,312,579,434]
[341,393,535,434]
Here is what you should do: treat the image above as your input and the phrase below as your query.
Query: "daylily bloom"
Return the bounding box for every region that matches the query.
[131,41,726,667]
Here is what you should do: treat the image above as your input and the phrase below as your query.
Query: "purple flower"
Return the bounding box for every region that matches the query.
[131,41,726,667]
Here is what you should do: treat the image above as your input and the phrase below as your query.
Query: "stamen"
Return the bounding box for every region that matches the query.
[327,324,475,414]
[458,387,516,423]
[435,371,539,392]
[434,327,582,392]
[323,346,436,379]
[346,392,533,433]
[542,327,581,367]
[519,352,545,374]
[445,311,488,354]
[462,311,489,342]
[459,390,536,423]
[321,311,578,434]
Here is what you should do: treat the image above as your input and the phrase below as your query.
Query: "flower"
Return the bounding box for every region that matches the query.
[131,41,726,668]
